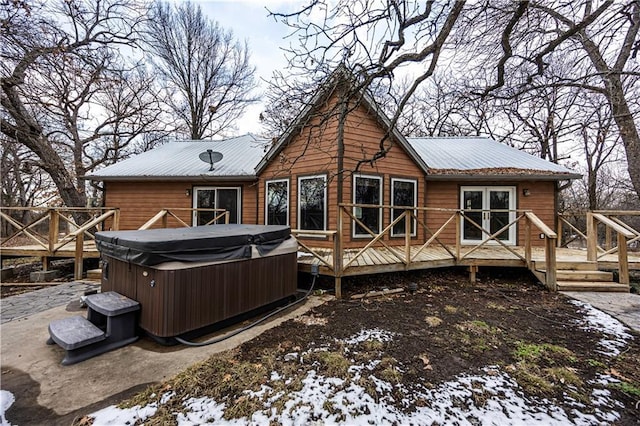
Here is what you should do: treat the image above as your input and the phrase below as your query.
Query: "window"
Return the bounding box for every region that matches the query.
[460,186,516,245]
[391,178,417,236]
[298,175,326,231]
[266,179,289,225]
[353,175,382,237]
[192,187,241,225]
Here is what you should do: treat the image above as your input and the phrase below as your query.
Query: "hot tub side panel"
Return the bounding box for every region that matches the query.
[103,253,298,338]
[101,256,136,298]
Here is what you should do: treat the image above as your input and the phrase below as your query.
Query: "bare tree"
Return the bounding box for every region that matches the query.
[268,0,640,200]
[1,0,164,215]
[146,1,258,139]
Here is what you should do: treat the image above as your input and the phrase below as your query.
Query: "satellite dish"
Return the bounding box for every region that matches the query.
[198,149,223,171]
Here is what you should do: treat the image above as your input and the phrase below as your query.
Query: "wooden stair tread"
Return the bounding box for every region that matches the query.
[538,270,614,281]
[535,262,598,271]
[556,281,629,292]
[86,269,102,279]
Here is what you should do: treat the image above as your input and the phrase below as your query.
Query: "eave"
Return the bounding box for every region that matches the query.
[83,175,258,182]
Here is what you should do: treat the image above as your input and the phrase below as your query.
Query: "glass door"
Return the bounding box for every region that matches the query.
[192,187,240,225]
[461,186,516,245]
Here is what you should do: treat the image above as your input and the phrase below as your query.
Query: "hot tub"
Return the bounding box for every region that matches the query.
[95,225,298,341]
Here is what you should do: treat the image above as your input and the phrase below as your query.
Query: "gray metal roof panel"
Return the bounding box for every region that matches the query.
[407,137,580,177]
[88,134,269,180]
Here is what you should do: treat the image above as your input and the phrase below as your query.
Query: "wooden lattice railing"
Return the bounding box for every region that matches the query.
[292,204,560,295]
[1,207,120,279]
[139,208,229,229]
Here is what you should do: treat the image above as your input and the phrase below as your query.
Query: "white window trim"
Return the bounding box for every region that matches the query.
[265,179,290,226]
[459,186,516,245]
[192,186,242,225]
[352,174,383,238]
[297,175,327,231]
[391,177,417,237]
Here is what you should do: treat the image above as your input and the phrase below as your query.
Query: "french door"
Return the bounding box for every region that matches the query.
[192,187,241,225]
[460,186,516,245]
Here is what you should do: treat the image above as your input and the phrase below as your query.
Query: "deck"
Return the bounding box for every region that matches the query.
[297,245,640,275]
[2,206,639,297]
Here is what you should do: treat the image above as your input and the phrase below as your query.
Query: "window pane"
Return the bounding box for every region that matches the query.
[463,190,483,240]
[267,181,288,225]
[196,189,216,225]
[217,189,239,224]
[355,177,380,235]
[300,177,325,230]
[392,180,415,235]
[489,190,510,240]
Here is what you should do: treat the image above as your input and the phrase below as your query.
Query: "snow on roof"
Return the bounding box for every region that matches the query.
[407,137,580,179]
[88,134,269,181]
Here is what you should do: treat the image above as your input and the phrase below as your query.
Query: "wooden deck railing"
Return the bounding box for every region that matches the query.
[1,207,120,279]
[138,208,229,230]
[294,204,561,295]
[587,212,636,285]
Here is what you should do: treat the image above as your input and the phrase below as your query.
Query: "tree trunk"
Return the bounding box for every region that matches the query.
[607,77,640,199]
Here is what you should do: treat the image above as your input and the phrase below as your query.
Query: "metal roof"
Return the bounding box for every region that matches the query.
[407,137,581,180]
[88,134,269,181]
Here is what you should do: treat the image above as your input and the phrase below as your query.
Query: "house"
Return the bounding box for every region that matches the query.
[89,71,579,243]
[88,70,585,294]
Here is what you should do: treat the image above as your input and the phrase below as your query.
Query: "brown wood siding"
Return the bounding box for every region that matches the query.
[104,180,258,230]
[258,92,425,249]
[517,181,556,247]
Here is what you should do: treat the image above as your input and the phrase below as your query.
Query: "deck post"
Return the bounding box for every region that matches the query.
[48,209,59,253]
[556,215,562,247]
[334,277,342,299]
[586,212,597,261]
[545,236,557,291]
[618,232,629,285]
[469,265,478,283]
[524,218,531,268]
[335,206,344,299]
[455,212,461,261]
[74,232,84,280]
[404,210,411,265]
[113,209,120,230]
[605,227,612,250]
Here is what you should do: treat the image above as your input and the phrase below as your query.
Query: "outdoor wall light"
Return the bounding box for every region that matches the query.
[522,188,531,197]
[185,189,191,196]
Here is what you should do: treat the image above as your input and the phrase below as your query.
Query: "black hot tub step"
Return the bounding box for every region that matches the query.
[47,315,106,351]
[85,291,140,317]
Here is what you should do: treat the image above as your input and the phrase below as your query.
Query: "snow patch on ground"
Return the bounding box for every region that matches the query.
[340,327,396,345]
[0,390,15,426]
[88,366,624,425]
[90,391,175,425]
[568,300,633,356]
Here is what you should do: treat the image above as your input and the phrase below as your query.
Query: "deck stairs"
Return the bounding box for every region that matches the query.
[47,291,139,365]
[531,260,630,293]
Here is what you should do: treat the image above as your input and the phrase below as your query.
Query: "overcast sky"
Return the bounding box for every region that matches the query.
[188,0,301,136]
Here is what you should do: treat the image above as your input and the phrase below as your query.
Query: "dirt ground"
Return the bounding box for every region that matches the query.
[76,267,640,424]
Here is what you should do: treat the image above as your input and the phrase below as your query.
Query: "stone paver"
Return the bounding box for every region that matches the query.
[1,281,99,324]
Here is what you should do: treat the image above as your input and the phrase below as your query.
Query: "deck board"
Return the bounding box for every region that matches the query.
[298,244,640,278]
